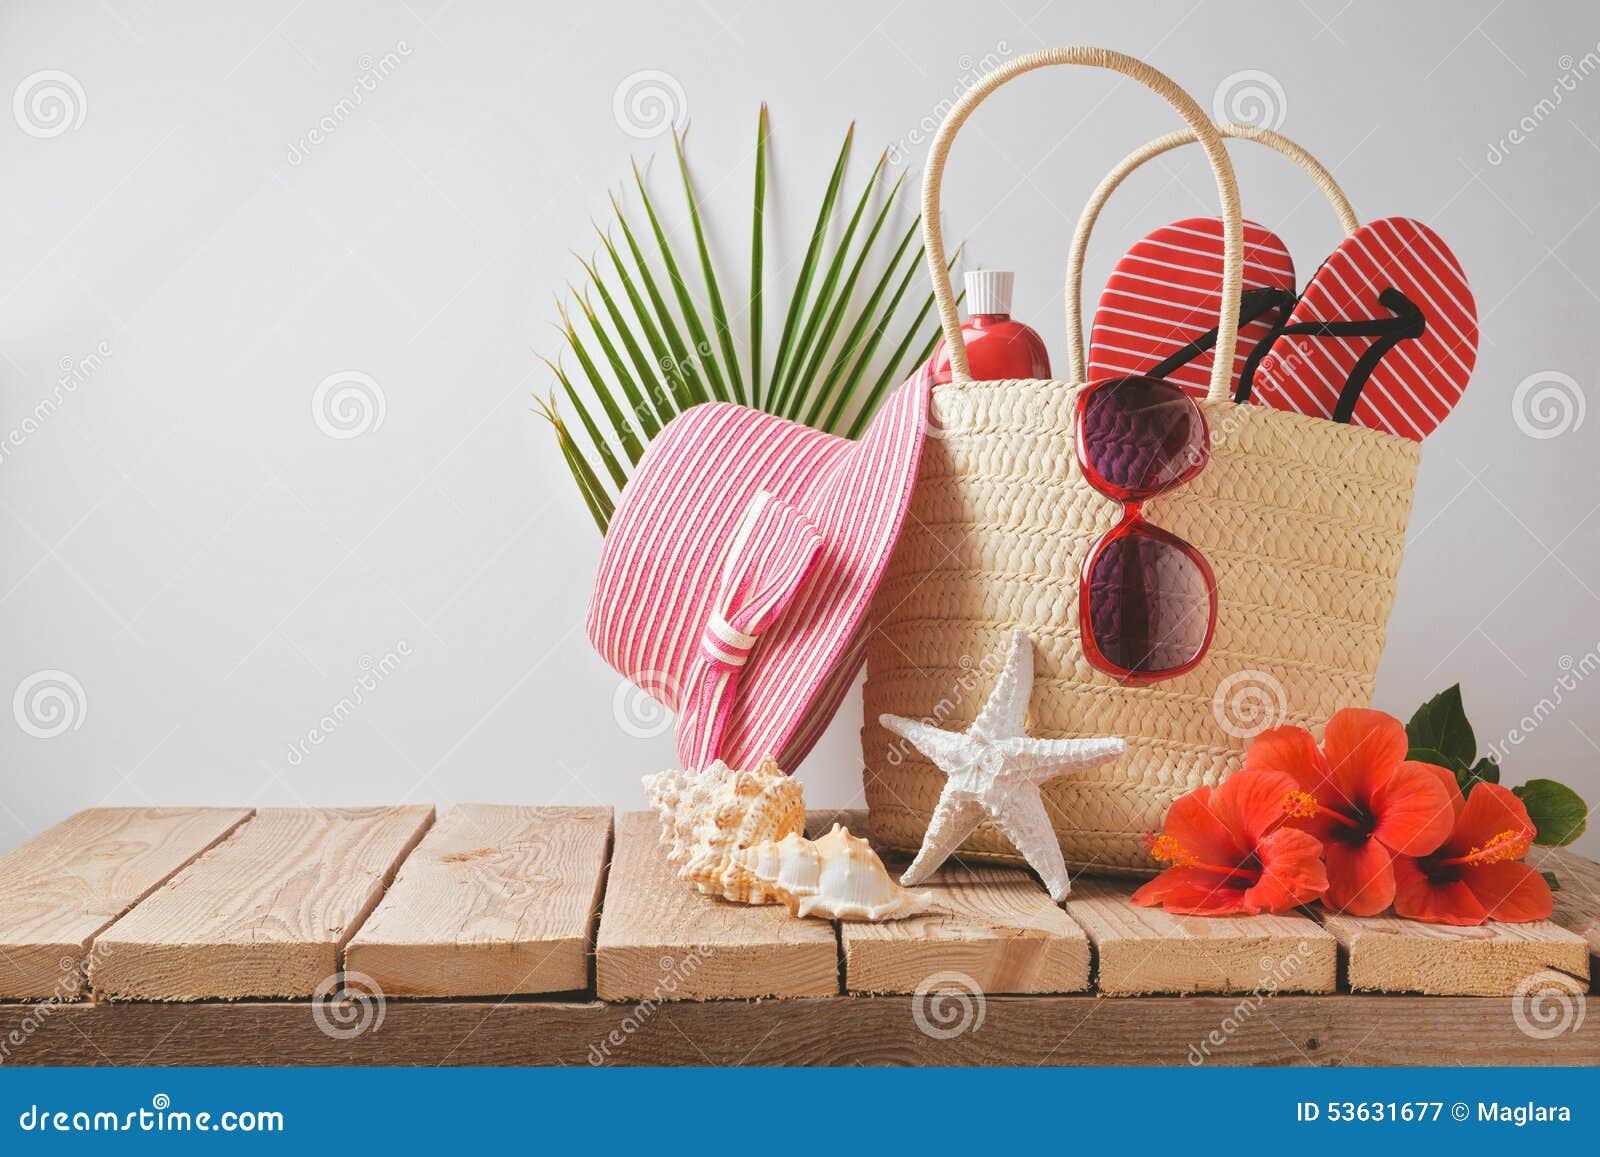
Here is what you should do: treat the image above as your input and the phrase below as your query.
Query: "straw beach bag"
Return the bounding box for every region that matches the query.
[861,47,1423,876]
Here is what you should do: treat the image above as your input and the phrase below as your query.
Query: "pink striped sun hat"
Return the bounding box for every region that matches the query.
[587,368,932,773]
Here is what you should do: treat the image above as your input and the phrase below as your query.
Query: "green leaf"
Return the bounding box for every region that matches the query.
[633,160,729,403]
[767,124,853,401]
[557,301,643,464]
[1541,870,1562,892]
[821,232,928,433]
[596,225,696,413]
[533,395,612,532]
[1513,779,1589,846]
[672,131,744,403]
[1468,755,1500,785]
[1405,685,1476,768]
[541,357,627,490]
[748,104,767,407]
[569,289,659,440]
[611,195,712,407]
[844,249,963,439]
[771,152,887,419]
[789,171,906,424]
[806,217,920,429]
[575,252,676,427]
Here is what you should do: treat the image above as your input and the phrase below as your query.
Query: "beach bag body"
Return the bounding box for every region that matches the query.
[860,50,1423,875]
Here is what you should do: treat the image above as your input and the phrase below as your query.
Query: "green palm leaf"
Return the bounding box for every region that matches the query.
[749,104,767,407]
[633,160,729,403]
[766,125,853,400]
[610,194,711,408]
[541,112,954,531]
[673,130,744,404]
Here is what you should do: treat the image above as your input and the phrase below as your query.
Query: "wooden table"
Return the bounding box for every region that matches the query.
[1,806,1595,1066]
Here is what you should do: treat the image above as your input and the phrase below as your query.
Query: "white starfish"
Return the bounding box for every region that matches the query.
[879,630,1126,901]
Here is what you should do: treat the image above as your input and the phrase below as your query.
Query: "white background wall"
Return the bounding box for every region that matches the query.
[2,0,1597,856]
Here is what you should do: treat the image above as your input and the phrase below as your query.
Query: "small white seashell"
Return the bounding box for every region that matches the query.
[735,824,937,922]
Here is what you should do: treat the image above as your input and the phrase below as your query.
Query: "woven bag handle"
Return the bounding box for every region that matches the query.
[1065,123,1359,380]
[923,47,1243,402]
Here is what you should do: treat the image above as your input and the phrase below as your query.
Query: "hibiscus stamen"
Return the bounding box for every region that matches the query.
[1439,827,1533,868]
[1143,831,1256,882]
[1282,790,1320,820]
[1290,792,1364,832]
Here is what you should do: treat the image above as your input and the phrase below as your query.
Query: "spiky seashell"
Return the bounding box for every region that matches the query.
[641,756,805,903]
[735,824,937,922]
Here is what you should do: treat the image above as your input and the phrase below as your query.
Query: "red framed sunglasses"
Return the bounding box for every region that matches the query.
[1074,376,1218,684]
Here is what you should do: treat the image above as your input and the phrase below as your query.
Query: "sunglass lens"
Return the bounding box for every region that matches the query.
[1080,378,1208,497]
[1086,531,1213,677]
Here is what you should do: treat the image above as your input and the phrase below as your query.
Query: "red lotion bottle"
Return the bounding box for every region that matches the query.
[929,270,1051,383]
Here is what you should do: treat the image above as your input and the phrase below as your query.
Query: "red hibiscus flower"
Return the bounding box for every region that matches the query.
[1245,708,1454,915]
[1392,776,1553,926]
[1132,768,1328,916]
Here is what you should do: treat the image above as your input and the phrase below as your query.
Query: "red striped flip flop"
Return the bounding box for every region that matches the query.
[1248,217,1477,440]
[1088,216,1296,398]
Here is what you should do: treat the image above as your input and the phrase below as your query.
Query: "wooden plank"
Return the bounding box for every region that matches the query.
[345,806,611,996]
[594,811,837,1002]
[4,994,1596,1067]
[1533,846,1600,972]
[88,806,433,1000]
[1322,911,1592,995]
[842,860,1091,994]
[1063,880,1337,995]
[0,807,252,999]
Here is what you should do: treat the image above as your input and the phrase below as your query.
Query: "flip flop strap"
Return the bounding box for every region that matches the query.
[1144,286,1297,380]
[1066,123,1359,387]
[1241,287,1426,419]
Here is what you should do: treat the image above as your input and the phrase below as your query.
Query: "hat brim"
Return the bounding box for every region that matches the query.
[715,367,932,770]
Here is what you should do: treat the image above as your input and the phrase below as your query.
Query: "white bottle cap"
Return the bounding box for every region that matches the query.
[964,269,1014,317]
